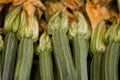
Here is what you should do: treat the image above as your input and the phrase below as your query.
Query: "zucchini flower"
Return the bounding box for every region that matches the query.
[68,12,91,40]
[90,20,106,54]
[109,24,120,42]
[4,6,21,34]
[17,10,39,42]
[0,35,3,52]
[105,23,119,43]
[47,12,68,34]
[37,32,52,53]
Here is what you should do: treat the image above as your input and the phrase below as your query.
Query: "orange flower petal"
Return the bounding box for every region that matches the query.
[24,2,35,17]
[86,1,110,30]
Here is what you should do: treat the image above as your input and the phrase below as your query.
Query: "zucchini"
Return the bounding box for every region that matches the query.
[14,38,33,80]
[37,32,54,80]
[102,42,112,80]
[102,23,120,80]
[73,35,89,80]
[68,12,91,80]
[102,42,119,80]
[52,30,76,80]
[90,53,103,80]
[48,12,76,80]
[1,5,21,80]
[14,10,39,80]
[39,52,53,80]
[2,32,18,80]
[90,20,107,80]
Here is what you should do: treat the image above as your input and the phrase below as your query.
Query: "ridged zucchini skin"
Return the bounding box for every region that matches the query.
[14,38,33,80]
[73,35,89,80]
[2,32,18,80]
[102,42,119,80]
[90,53,103,80]
[39,52,54,80]
[52,30,76,80]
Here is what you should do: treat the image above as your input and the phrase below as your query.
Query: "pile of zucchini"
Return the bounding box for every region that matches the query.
[0,0,120,80]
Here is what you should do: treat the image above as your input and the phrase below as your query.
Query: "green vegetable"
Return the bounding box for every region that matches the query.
[90,20,106,80]
[37,31,54,80]
[73,36,89,80]
[14,38,33,80]
[102,42,119,80]
[48,12,76,80]
[102,24,120,80]
[14,10,39,80]
[2,6,21,80]
[2,32,18,80]
[68,12,91,80]
[90,53,103,80]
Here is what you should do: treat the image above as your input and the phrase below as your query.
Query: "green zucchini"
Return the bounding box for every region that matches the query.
[14,38,33,80]
[73,35,89,80]
[2,32,18,80]
[68,12,91,80]
[90,53,103,80]
[37,32,54,80]
[102,42,119,80]
[1,6,21,80]
[47,12,76,80]
[39,52,53,80]
[102,42,112,80]
[102,23,120,80]
[14,9,39,80]
[90,20,107,80]
[52,30,76,80]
